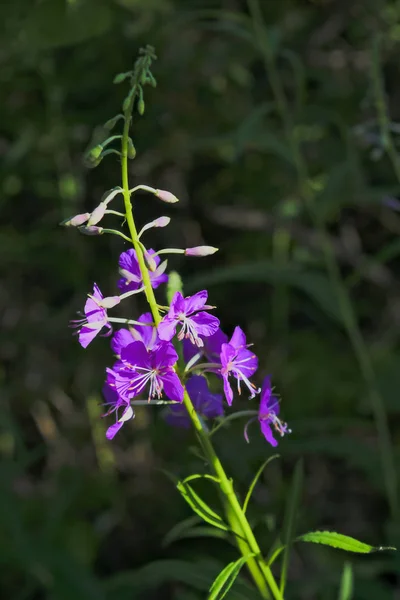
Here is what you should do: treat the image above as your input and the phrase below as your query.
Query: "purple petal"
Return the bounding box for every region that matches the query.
[121,341,151,369]
[233,348,258,378]
[106,421,125,440]
[151,271,168,289]
[158,317,178,342]
[78,326,100,348]
[111,329,135,355]
[191,312,220,338]
[183,338,200,363]
[229,326,247,349]
[260,419,278,447]
[186,375,223,418]
[169,291,185,315]
[164,408,191,429]
[220,343,236,369]
[205,329,228,360]
[223,374,234,406]
[153,342,179,369]
[184,290,209,314]
[162,371,184,402]
[102,382,120,408]
[131,312,159,350]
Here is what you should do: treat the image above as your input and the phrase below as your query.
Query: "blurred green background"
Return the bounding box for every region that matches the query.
[2,0,400,598]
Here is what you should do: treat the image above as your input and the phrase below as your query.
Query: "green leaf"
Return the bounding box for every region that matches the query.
[243,455,280,514]
[208,555,254,600]
[298,531,396,553]
[163,524,232,548]
[280,459,304,594]
[338,562,353,600]
[177,481,229,531]
[268,531,395,566]
[103,558,259,600]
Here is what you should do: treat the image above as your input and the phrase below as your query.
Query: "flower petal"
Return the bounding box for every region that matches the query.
[111,329,135,356]
[223,374,233,406]
[191,312,220,338]
[158,317,178,342]
[162,371,184,402]
[260,419,278,447]
[153,342,179,369]
[79,325,101,348]
[184,290,208,314]
[121,341,151,369]
[229,326,247,349]
[106,421,125,440]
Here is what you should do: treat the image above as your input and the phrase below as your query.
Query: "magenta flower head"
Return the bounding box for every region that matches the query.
[165,375,224,428]
[111,312,159,356]
[102,377,134,440]
[220,326,258,406]
[158,290,220,347]
[255,376,291,447]
[110,341,184,402]
[70,283,113,348]
[118,248,168,292]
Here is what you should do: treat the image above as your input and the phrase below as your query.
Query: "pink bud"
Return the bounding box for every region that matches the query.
[78,225,104,236]
[97,296,121,309]
[145,251,157,272]
[87,202,107,226]
[155,189,179,203]
[153,216,171,228]
[184,246,219,257]
[60,212,90,227]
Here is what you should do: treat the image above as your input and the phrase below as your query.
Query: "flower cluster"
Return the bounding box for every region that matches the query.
[70,243,290,445]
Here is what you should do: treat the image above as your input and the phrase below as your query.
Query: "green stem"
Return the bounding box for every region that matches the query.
[248,0,398,518]
[119,72,282,600]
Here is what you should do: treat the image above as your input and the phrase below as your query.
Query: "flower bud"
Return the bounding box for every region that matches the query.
[185,246,219,257]
[153,216,171,228]
[138,98,145,115]
[60,212,90,227]
[114,72,132,84]
[127,138,136,159]
[97,296,121,309]
[104,114,123,131]
[145,251,157,272]
[87,202,107,226]
[88,145,103,159]
[78,225,104,236]
[155,189,179,203]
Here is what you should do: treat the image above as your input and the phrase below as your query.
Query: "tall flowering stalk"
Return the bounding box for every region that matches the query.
[64,46,393,599]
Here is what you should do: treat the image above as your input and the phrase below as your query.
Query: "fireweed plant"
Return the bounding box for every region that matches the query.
[64,47,394,599]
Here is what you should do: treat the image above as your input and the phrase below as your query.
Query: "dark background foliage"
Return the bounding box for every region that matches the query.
[2,0,400,598]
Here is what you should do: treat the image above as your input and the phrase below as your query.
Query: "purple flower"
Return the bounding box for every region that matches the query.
[220,326,258,406]
[257,376,290,447]
[70,283,112,348]
[165,375,224,428]
[102,376,134,440]
[183,328,228,366]
[110,341,184,402]
[111,312,159,356]
[118,248,168,292]
[158,290,220,347]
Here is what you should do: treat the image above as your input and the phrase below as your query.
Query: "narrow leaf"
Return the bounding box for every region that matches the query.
[164,525,232,548]
[298,531,396,553]
[177,481,229,531]
[208,555,254,600]
[243,455,279,513]
[280,459,304,594]
[338,562,353,600]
